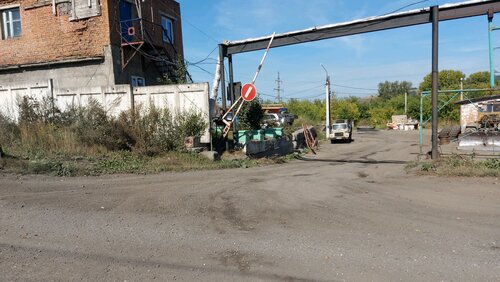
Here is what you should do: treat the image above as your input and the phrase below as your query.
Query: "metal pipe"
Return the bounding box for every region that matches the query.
[210,56,221,100]
[421,88,497,95]
[419,92,423,156]
[252,32,275,84]
[219,45,227,111]
[71,0,76,19]
[228,54,237,133]
[488,12,495,89]
[431,5,439,159]
[52,0,56,15]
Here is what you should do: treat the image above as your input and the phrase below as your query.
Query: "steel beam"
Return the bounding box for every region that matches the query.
[225,0,500,55]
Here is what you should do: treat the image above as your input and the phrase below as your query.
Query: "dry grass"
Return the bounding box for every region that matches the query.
[407,155,500,177]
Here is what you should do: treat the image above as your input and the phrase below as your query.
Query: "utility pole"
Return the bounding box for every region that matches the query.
[460,77,464,101]
[274,72,283,102]
[488,10,495,89]
[321,64,331,139]
[404,92,408,115]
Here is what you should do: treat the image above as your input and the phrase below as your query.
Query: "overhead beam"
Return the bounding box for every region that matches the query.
[224,0,500,55]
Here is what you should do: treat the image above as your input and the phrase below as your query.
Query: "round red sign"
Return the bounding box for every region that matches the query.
[241,83,257,102]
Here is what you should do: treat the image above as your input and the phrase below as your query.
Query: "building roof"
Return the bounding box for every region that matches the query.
[455,94,500,105]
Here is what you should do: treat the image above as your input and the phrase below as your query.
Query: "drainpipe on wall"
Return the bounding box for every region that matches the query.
[71,0,76,19]
[52,0,56,15]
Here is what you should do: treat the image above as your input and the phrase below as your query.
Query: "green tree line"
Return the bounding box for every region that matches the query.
[285,70,498,127]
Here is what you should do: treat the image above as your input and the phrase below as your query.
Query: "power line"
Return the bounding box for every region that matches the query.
[285,84,325,97]
[188,46,218,65]
[382,0,430,16]
[332,83,377,91]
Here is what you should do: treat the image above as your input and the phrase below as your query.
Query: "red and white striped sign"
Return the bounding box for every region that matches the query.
[241,83,257,102]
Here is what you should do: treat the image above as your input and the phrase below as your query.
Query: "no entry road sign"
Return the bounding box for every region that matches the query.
[241,83,257,102]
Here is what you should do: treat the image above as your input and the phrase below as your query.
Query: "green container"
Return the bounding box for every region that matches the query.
[236,130,251,145]
[264,128,277,139]
[264,128,283,139]
[275,128,283,137]
[251,129,265,141]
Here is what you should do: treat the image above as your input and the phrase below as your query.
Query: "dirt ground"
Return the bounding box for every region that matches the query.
[1,130,499,281]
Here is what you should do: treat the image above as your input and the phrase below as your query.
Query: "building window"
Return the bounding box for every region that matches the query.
[161,16,173,44]
[131,76,145,87]
[1,7,21,39]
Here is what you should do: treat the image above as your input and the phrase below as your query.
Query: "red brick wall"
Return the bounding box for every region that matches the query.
[0,0,111,67]
[108,0,184,60]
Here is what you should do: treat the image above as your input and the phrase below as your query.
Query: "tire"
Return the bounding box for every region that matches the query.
[464,127,477,134]
[449,125,461,139]
[438,126,452,138]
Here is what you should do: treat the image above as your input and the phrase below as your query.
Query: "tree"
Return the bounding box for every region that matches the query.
[378,81,412,100]
[464,71,498,98]
[331,99,360,121]
[285,98,325,124]
[239,99,264,130]
[419,69,465,92]
[367,108,394,127]
[466,71,490,88]
[163,55,189,84]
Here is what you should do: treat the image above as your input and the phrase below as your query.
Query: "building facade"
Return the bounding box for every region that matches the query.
[0,0,184,88]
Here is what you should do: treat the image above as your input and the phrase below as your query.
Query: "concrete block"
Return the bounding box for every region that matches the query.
[200,151,219,161]
[244,139,294,158]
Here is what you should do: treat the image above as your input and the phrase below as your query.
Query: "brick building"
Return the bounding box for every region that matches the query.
[0,0,184,88]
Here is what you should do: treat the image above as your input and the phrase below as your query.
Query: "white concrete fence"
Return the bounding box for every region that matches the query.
[0,82,211,143]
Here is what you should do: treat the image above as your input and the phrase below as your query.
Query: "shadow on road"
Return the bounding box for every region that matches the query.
[296,156,407,165]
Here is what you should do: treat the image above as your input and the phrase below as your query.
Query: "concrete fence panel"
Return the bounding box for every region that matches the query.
[0,81,210,143]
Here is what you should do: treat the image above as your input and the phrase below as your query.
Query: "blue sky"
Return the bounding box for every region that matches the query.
[179,0,500,101]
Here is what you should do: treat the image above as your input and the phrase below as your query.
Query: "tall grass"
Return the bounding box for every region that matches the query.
[0,96,207,158]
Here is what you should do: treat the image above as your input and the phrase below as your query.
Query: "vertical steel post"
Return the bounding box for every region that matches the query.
[419,92,423,156]
[228,54,237,133]
[431,6,439,159]
[325,76,331,139]
[219,45,227,111]
[488,12,495,89]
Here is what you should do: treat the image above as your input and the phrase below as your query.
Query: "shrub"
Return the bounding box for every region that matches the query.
[239,99,264,130]
[71,99,130,151]
[0,112,20,152]
[117,105,207,155]
[483,158,500,170]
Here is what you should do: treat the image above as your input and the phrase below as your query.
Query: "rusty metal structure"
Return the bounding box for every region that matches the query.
[215,0,500,159]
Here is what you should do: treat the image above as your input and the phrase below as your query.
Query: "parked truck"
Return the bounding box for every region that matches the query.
[328,119,353,143]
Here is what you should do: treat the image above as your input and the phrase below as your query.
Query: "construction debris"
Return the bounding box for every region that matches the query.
[386,115,418,131]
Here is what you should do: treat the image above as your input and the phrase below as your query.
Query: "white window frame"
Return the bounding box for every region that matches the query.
[1,6,21,39]
[131,76,145,87]
[161,15,174,44]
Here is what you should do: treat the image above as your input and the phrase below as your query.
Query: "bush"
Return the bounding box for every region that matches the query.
[238,99,264,130]
[483,158,500,170]
[117,105,207,155]
[2,95,208,158]
[0,112,20,153]
[71,99,127,151]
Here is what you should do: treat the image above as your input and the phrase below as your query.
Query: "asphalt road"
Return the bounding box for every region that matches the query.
[1,130,499,281]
